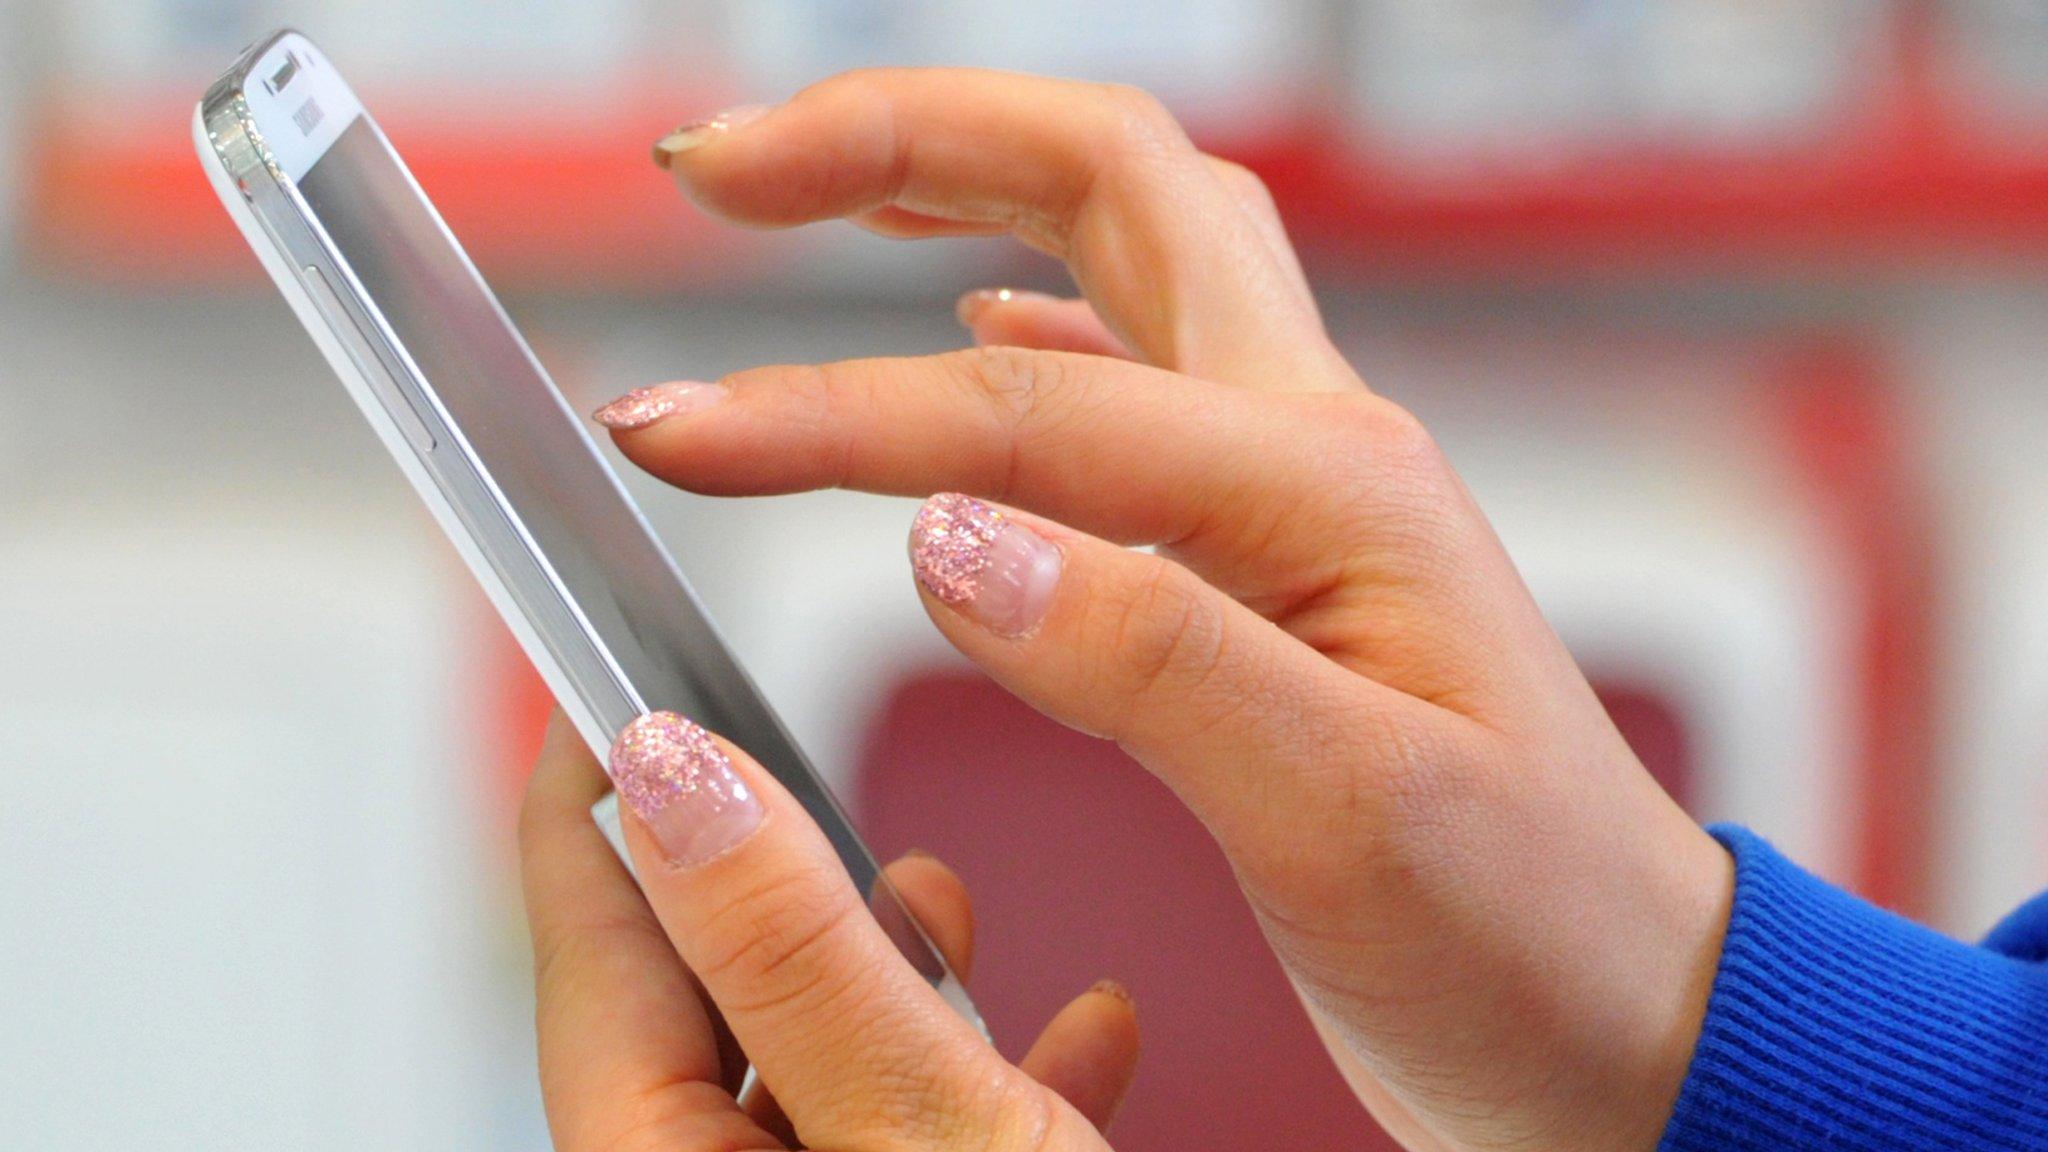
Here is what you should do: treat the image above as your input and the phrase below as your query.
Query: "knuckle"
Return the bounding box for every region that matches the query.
[912,1069,1058,1152]
[1303,394,1457,505]
[690,862,868,1018]
[803,67,904,127]
[766,359,848,412]
[1364,401,1448,474]
[577,1081,737,1152]
[979,1083,1065,1152]
[531,915,672,1032]
[1098,557,1227,732]
[804,359,876,431]
[528,926,589,1013]
[948,347,1086,492]
[952,345,1067,418]
[1211,157,1278,209]
[760,360,864,484]
[1304,398,1482,624]
[951,343,1123,504]
[1094,82,1186,148]
[840,1050,1040,1152]
[1248,719,1515,973]
[817,66,890,99]
[1338,395,1441,464]
[724,359,846,428]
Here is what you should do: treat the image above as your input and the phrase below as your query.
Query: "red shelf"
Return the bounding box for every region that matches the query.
[23,81,760,292]
[23,13,2048,289]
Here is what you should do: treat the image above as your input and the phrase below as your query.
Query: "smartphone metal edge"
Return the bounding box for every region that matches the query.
[195,29,980,1032]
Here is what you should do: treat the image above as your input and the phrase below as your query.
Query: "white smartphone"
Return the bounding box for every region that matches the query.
[195,28,979,1031]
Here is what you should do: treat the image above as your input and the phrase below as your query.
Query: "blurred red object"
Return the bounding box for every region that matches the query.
[25,82,752,291]
[852,669,1701,1151]
[23,6,2048,288]
[854,670,1387,1150]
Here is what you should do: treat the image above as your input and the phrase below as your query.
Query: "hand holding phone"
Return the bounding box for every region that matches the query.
[203,31,1735,1152]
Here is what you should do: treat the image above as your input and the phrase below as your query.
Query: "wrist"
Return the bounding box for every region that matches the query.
[1593,815,1734,1152]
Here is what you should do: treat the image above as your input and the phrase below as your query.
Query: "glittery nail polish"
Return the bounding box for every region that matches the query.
[651,104,774,168]
[910,494,1062,637]
[606,712,764,866]
[592,381,728,431]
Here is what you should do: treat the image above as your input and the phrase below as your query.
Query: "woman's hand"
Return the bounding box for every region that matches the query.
[521,711,1140,1151]
[573,67,1736,1151]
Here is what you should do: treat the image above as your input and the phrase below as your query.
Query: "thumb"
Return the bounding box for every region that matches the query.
[604,712,1098,1152]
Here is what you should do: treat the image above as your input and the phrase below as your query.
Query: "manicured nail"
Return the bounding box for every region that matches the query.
[606,712,764,866]
[592,381,728,430]
[910,494,1062,637]
[1089,978,1135,1007]
[652,104,774,168]
[954,287,1052,327]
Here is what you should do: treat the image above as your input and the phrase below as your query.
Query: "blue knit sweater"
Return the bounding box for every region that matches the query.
[1658,826,2048,1150]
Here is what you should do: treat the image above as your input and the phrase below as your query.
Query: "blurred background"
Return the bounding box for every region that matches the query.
[6,1,2048,1147]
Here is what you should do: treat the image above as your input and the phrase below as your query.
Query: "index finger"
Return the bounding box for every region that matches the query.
[656,67,1355,393]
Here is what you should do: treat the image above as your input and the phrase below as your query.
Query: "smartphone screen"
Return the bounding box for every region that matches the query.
[299,120,679,700]
[296,116,880,879]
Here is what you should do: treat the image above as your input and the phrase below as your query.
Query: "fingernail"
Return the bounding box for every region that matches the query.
[652,104,774,168]
[1089,978,1135,1007]
[954,287,1051,327]
[902,847,939,862]
[592,381,728,430]
[910,493,1062,637]
[606,712,764,866]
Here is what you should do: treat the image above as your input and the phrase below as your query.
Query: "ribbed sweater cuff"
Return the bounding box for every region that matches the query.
[1659,825,2048,1152]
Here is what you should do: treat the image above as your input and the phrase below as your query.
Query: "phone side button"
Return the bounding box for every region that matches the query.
[301,265,437,455]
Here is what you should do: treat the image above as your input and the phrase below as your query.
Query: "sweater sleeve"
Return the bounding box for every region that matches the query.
[1984,889,2048,965]
[1658,825,2048,1151]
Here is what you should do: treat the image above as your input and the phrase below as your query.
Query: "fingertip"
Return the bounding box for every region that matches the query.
[594,369,840,500]
[956,287,1050,329]
[1088,978,1137,1012]
[654,90,890,229]
[955,288,998,328]
[651,103,777,174]
[607,713,771,871]
[883,850,977,981]
[1081,980,1141,1058]
[953,291,1133,359]
[591,381,731,433]
[1020,979,1144,1131]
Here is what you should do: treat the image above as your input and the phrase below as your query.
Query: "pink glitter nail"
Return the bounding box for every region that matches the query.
[910,493,1064,635]
[910,493,1005,605]
[592,381,727,431]
[606,711,763,865]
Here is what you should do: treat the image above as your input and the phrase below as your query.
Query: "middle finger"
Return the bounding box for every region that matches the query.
[655,67,1354,393]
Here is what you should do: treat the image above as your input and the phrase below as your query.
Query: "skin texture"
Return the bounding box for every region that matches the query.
[523,66,1736,1152]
